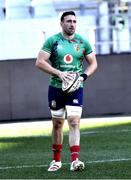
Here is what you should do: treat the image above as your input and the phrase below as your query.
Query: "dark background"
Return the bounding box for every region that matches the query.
[0,53,131,121]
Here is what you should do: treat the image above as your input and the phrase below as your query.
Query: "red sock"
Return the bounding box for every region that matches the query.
[70,145,80,162]
[52,144,62,162]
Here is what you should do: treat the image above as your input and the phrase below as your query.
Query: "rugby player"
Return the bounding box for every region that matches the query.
[36,11,97,171]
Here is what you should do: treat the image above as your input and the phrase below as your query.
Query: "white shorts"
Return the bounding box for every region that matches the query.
[51,105,82,119]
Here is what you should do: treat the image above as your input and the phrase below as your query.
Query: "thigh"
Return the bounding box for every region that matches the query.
[66,105,82,118]
[65,88,83,107]
[48,86,66,110]
[65,88,83,118]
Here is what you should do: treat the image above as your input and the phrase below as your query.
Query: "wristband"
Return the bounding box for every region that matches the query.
[80,73,88,81]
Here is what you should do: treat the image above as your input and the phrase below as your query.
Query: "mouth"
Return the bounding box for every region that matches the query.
[69,28,75,31]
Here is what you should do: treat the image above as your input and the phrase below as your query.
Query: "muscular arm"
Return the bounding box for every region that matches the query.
[35,50,60,76]
[35,50,73,81]
[84,52,98,77]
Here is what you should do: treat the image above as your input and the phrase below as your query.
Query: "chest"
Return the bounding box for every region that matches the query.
[55,39,85,59]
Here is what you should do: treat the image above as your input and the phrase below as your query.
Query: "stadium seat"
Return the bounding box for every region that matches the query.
[5,0,31,19]
[32,0,56,18]
[0,0,5,19]
[0,8,4,19]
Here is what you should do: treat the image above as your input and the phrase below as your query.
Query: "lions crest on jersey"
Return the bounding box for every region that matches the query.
[74,44,80,52]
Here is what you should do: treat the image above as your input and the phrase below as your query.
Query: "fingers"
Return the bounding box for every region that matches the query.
[58,71,76,82]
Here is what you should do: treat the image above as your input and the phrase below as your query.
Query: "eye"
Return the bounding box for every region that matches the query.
[66,20,76,23]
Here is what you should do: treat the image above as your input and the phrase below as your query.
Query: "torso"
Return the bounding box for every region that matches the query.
[42,33,92,88]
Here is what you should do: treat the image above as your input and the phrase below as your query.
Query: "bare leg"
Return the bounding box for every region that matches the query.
[68,116,84,171]
[50,118,65,162]
[52,118,65,144]
[48,118,64,171]
[68,116,80,146]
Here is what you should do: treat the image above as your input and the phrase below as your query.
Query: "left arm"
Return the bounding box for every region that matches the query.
[66,52,98,93]
[84,52,98,77]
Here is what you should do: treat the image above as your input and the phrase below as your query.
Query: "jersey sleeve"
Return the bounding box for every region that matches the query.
[41,37,52,54]
[84,39,93,55]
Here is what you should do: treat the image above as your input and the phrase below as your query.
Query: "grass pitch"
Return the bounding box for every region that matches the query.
[0,116,131,179]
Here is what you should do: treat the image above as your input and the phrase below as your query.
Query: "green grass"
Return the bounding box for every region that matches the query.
[0,117,131,179]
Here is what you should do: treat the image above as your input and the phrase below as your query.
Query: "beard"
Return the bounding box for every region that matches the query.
[64,28,75,36]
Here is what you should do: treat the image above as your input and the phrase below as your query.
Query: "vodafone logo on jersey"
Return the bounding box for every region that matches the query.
[64,54,73,64]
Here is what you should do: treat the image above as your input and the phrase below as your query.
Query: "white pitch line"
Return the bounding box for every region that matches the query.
[0,158,131,170]
[81,129,131,135]
[0,164,48,170]
[87,158,131,164]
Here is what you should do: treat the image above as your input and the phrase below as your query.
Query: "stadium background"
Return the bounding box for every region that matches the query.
[0,0,131,121]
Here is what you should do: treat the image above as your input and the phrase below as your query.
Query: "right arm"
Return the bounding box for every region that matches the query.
[35,50,72,81]
[35,50,60,77]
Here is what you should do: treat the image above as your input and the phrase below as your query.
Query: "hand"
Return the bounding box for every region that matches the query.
[67,75,83,93]
[61,72,79,93]
[58,71,76,82]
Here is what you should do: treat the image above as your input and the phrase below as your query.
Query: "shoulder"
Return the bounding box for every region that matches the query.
[42,33,61,52]
[46,33,61,43]
[75,33,89,44]
[75,33,93,54]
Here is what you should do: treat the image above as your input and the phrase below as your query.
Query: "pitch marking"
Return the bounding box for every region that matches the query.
[0,158,131,170]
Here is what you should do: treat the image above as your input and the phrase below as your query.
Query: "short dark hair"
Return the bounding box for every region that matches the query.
[60,11,76,22]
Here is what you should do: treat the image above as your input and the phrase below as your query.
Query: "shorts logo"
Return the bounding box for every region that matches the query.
[51,100,56,108]
[64,54,73,64]
[73,99,79,104]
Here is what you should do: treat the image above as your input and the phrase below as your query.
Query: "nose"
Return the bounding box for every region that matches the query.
[70,21,75,27]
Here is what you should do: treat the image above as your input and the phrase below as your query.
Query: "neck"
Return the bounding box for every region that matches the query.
[61,32,75,40]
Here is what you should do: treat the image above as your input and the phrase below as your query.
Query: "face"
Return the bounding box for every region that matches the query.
[61,15,77,36]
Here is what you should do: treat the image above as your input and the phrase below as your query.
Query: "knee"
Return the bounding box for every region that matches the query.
[68,117,80,129]
[53,120,64,131]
